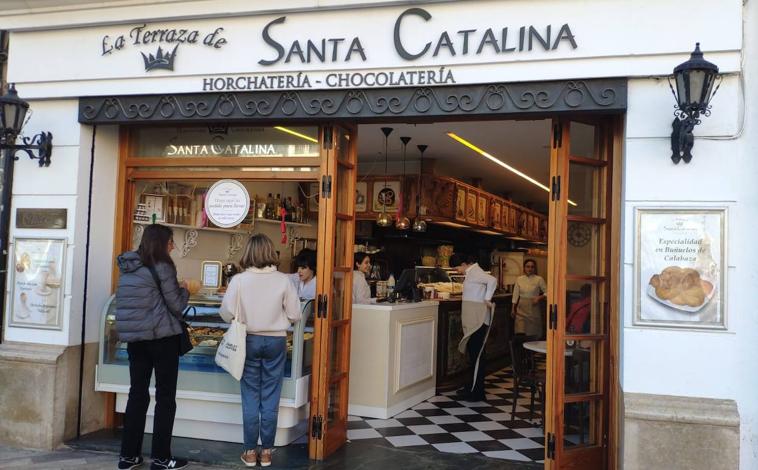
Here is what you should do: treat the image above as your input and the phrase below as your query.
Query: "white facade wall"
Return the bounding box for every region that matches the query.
[1,0,756,467]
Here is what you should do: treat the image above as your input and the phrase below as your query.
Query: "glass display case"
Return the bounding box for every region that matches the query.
[97,294,314,406]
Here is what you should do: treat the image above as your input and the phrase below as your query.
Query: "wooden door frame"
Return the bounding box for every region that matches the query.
[545,115,622,470]
[308,123,358,460]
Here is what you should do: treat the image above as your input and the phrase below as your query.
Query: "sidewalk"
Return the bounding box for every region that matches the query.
[0,445,226,470]
[0,430,543,469]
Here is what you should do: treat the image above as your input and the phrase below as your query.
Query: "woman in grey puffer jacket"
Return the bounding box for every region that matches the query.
[115,224,190,470]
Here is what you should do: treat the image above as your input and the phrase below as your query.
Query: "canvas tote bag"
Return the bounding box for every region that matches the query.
[215,288,246,380]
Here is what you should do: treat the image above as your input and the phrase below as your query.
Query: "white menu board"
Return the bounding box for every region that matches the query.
[634,208,726,330]
[204,179,250,228]
[10,238,66,330]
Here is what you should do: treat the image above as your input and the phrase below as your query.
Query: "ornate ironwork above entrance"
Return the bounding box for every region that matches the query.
[79,79,626,124]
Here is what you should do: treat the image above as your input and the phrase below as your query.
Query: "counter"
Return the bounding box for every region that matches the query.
[435,294,514,391]
[348,301,439,419]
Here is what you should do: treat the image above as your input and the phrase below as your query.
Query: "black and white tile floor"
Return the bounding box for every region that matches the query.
[347,367,546,463]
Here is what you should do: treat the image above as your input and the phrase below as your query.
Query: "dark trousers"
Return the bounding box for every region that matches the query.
[120,334,180,460]
[465,324,489,399]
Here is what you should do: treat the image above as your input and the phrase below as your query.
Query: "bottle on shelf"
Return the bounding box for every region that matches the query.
[387,273,396,296]
[274,193,282,219]
[286,197,293,222]
[266,193,274,219]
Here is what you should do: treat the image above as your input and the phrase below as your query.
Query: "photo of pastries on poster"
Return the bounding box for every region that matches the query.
[648,266,714,310]
[638,211,723,326]
[11,239,64,329]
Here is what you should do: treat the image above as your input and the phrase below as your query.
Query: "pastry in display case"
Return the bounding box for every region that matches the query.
[97,294,315,444]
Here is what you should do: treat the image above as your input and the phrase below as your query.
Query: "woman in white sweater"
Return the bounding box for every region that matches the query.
[220,234,301,468]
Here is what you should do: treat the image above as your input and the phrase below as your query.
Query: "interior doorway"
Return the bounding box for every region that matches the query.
[308,116,620,469]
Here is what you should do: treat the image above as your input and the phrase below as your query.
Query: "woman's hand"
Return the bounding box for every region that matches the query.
[510,307,516,318]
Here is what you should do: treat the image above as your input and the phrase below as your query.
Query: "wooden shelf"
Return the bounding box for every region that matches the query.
[133,220,251,234]
[256,218,313,228]
[133,218,312,234]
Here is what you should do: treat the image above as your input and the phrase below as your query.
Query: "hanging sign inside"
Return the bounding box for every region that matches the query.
[204,179,250,228]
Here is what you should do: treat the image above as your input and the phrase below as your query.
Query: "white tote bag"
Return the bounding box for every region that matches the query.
[215,291,247,380]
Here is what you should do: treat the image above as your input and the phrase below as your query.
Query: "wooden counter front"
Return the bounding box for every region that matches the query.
[435,295,513,392]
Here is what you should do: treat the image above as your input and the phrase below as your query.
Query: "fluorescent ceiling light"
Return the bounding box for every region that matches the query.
[274,126,318,143]
[446,132,577,207]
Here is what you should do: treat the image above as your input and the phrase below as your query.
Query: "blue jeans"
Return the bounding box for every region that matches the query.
[240,334,287,450]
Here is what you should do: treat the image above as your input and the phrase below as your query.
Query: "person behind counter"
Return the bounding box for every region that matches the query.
[450,253,496,403]
[115,224,190,470]
[511,258,547,338]
[220,234,301,468]
[288,248,317,300]
[352,252,372,304]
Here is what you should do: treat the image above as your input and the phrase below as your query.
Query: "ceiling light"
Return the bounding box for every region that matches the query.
[446,132,577,207]
[274,126,318,143]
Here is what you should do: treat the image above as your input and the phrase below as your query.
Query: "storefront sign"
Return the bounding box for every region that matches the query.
[634,208,726,330]
[9,238,66,330]
[204,179,250,228]
[15,208,67,229]
[101,24,227,71]
[97,7,576,78]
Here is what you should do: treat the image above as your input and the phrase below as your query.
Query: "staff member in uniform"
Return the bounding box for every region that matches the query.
[288,248,317,300]
[511,258,547,337]
[451,253,496,402]
[352,252,372,304]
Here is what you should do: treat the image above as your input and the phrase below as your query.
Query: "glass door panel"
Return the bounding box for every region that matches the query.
[309,125,357,460]
[546,119,613,470]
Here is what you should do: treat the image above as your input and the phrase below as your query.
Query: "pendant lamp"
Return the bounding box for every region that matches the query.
[412,144,428,232]
[395,136,412,230]
[376,127,394,227]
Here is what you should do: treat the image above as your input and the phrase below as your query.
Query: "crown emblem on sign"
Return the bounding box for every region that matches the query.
[141,44,179,71]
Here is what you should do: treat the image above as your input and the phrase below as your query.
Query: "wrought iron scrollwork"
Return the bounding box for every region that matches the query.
[79,79,626,124]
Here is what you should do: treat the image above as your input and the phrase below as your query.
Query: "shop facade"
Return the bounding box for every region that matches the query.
[0,1,755,469]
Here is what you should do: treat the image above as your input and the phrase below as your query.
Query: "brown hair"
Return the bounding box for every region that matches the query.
[239,234,280,269]
[138,224,175,268]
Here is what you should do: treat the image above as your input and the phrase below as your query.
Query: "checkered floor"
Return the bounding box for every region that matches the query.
[347,367,546,463]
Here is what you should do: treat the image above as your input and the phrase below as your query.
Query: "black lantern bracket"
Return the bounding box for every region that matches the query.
[0,84,54,167]
[668,43,722,164]
[3,131,54,167]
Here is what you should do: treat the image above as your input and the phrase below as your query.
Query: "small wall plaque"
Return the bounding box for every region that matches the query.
[16,209,67,229]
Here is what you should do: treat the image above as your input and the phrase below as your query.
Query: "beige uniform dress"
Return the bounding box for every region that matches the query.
[512,274,547,337]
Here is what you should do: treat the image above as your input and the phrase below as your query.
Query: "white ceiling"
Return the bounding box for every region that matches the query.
[357,120,553,212]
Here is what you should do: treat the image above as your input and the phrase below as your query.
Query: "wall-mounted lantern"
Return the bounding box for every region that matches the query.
[669,43,721,164]
[0,83,53,167]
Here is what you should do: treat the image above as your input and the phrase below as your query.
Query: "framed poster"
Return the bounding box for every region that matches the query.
[355,181,368,213]
[372,180,400,213]
[10,238,66,330]
[201,260,222,289]
[491,200,502,229]
[455,186,466,221]
[634,208,726,330]
[477,194,488,226]
[466,191,477,223]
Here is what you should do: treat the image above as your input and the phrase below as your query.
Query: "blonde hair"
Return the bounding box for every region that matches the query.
[239,234,280,269]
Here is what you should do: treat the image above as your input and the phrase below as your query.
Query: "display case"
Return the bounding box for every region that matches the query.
[96,294,315,444]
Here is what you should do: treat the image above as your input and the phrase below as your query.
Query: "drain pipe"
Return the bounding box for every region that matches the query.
[76,124,97,439]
